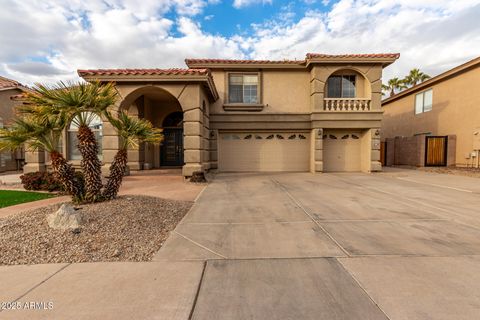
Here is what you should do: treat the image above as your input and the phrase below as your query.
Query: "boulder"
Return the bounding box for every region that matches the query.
[47,204,83,230]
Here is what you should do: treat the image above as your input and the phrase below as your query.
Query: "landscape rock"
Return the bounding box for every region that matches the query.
[47,204,83,230]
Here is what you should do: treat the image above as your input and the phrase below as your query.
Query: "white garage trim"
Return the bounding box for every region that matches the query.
[218,132,310,172]
[323,130,362,172]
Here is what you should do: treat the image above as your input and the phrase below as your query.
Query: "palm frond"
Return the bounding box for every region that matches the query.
[106,111,163,150]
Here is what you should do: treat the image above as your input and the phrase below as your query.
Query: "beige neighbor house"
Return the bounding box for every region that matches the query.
[382,56,480,168]
[0,76,28,172]
[24,53,399,177]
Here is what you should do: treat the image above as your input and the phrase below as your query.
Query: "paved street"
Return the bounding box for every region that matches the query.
[2,168,480,319]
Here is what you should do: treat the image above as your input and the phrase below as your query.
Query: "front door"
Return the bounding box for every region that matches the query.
[161,128,184,166]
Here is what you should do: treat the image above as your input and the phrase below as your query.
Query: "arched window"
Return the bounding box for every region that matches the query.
[326,74,356,98]
[68,112,103,160]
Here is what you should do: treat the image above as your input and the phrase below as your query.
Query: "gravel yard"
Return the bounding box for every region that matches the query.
[418,166,480,178]
[0,195,192,265]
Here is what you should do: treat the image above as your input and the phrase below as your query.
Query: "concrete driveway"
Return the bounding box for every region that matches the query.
[155,169,480,320]
[3,169,480,319]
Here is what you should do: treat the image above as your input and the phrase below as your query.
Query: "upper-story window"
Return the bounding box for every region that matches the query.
[228,74,259,104]
[415,89,433,114]
[327,75,356,98]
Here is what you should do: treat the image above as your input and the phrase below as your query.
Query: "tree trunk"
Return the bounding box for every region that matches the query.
[77,125,103,202]
[102,149,128,201]
[390,89,395,97]
[50,151,83,200]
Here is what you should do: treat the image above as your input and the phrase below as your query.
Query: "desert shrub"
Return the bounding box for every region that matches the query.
[20,171,86,192]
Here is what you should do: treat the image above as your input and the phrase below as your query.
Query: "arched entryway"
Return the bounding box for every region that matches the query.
[119,86,184,170]
[160,112,184,167]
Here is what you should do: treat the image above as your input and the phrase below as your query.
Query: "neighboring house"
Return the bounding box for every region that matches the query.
[0,75,27,172]
[381,56,480,167]
[24,53,399,176]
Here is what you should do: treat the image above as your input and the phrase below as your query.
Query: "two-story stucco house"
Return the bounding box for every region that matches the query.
[23,53,399,176]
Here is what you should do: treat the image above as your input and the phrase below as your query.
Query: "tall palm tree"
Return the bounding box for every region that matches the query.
[382,77,407,97]
[25,81,118,202]
[405,68,431,86]
[0,113,84,201]
[102,111,163,200]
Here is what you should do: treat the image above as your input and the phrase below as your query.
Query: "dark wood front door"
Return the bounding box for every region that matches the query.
[161,128,184,166]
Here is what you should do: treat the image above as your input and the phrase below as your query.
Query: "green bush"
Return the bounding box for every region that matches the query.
[20,171,84,192]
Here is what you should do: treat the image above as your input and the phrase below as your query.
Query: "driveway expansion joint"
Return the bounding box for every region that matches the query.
[271,178,352,257]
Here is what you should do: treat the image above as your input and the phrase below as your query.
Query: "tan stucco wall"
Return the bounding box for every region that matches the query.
[0,88,21,126]
[210,70,311,113]
[381,65,480,166]
[0,88,23,172]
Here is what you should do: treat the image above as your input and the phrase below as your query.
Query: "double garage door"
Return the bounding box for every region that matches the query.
[218,132,310,172]
[218,130,363,172]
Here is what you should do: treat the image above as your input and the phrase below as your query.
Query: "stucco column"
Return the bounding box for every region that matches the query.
[310,67,326,112]
[202,109,210,170]
[183,107,203,177]
[101,120,120,176]
[209,130,218,169]
[311,128,323,173]
[23,148,46,173]
[362,128,381,172]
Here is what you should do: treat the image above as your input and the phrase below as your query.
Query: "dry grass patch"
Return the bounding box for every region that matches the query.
[0,195,192,265]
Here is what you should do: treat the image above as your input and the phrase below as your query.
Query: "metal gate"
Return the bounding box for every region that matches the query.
[425,136,448,166]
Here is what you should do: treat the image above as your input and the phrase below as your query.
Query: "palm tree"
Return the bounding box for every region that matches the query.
[25,81,118,202]
[405,68,431,86]
[102,111,163,200]
[382,77,407,97]
[0,113,84,201]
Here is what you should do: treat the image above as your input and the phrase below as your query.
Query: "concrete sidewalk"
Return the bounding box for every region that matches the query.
[0,262,204,320]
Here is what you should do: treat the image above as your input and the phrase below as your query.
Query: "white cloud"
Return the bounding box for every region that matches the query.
[245,0,480,80]
[1,0,480,85]
[233,0,273,9]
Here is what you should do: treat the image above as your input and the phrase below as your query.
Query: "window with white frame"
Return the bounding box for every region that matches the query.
[327,75,356,98]
[415,89,433,114]
[68,112,103,160]
[228,74,259,104]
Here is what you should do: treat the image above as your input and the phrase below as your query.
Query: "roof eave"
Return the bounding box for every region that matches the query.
[184,62,306,69]
[306,57,399,68]
[78,73,219,101]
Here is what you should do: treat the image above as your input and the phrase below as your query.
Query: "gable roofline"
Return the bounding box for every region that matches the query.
[382,55,480,106]
[184,59,306,69]
[77,68,219,101]
[185,53,400,69]
[305,53,400,68]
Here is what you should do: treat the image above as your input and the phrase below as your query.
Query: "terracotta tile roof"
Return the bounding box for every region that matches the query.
[77,68,211,77]
[306,53,400,59]
[185,58,304,65]
[0,75,22,90]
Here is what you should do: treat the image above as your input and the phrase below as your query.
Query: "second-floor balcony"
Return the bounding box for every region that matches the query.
[323,98,371,111]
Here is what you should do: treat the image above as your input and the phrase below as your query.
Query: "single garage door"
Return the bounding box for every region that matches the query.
[323,130,362,172]
[218,132,310,172]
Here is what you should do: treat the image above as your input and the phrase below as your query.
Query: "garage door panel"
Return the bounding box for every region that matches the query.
[219,133,310,172]
[323,130,361,172]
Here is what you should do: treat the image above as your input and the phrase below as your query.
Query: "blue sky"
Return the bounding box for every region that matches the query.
[1,0,479,84]
[198,1,333,37]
